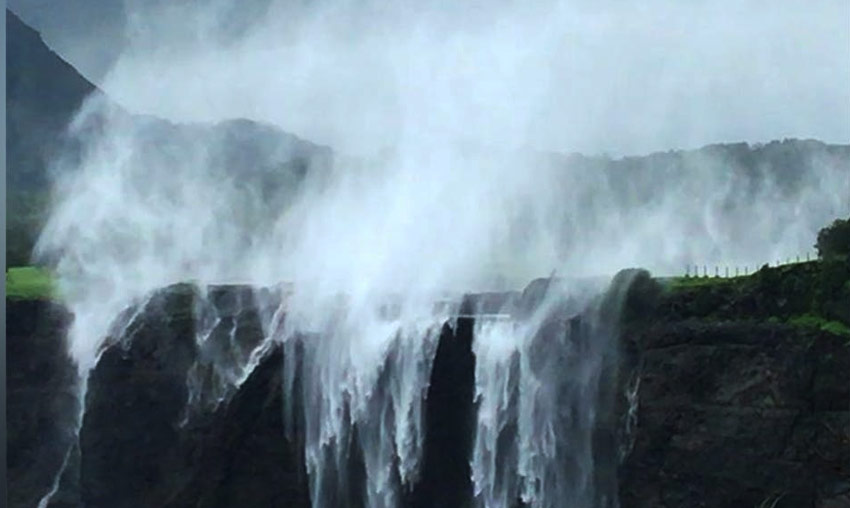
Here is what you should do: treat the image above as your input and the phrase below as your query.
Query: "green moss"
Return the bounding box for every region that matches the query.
[787,313,850,337]
[821,320,850,337]
[6,266,55,300]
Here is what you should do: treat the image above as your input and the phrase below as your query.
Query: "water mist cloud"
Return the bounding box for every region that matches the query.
[95,0,850,156]
[29,3,850,506]
[37,0,850,329]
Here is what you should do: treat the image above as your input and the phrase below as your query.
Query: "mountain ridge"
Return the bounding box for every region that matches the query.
[5,10,331,267]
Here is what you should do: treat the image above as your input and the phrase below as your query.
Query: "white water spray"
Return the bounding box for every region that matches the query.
[32,1,849,507]
[471,278,616,508]
[277,295,446,507]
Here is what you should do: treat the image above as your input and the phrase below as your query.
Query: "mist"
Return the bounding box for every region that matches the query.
[96,0,850,156]
[32,1,849,507]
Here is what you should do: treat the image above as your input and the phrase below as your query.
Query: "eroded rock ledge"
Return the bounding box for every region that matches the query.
[7,261,849,508]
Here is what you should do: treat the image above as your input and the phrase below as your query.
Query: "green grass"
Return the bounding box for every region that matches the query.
[6,266,55,300]
[666,260,823,292]
[665,275,743,290]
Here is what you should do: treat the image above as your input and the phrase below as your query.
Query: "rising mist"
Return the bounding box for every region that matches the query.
[31,1,850,507]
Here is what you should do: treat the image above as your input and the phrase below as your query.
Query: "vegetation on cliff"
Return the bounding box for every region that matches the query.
[816,216,850,260]
[6,266,55,300]
[660,259,850,336]
[617,221,850,508]
[645,217,850,338]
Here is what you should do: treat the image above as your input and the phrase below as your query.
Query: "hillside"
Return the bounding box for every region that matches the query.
[5,9,331,267]
[6,9,100,266]
[6,8,98,191]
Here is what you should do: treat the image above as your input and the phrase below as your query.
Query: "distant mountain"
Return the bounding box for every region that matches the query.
[6,9,102,266]
[7,0,274,83]
[6,8,848,271]
[6,8,99,191]
[530,139,850,270]
[5,9,330,267]
[550,139,850,207]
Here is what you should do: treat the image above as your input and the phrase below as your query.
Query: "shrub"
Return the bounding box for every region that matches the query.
[815,217,850,259]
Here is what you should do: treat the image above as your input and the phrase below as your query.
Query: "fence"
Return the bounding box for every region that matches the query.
[683,251,817,278]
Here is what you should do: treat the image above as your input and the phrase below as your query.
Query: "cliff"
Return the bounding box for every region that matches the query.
[7,261,849,507]
[618,261,850,507]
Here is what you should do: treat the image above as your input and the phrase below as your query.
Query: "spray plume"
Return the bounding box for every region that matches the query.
[33,1,849,507]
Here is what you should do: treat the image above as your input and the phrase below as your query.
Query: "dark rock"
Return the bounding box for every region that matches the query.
[163,346,310,508]
[409,307,477,508]
[79,286,198,508]
[71,284,312,508]
[6,299,77,508]
[620,315,850,507]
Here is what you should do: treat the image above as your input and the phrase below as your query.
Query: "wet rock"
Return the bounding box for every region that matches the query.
[79,286,198,508]
[6,299,77,508]
[163,346,310,508]
[410,307,477,508]
[620,306,850,507]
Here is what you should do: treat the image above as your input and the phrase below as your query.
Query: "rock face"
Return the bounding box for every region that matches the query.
[7,261,849,508]
[7,299,77,508]
[67,285,310,508]
[78,286,199,507]
[620,322,849,508]
[410,312,477,508]
[162,346,310,508]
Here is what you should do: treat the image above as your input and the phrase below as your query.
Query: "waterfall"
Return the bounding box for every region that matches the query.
[182,285,281,424]
[470,278,619,508]
[279,298,446,508]
[30,260,640,508]
[471,317,523,508]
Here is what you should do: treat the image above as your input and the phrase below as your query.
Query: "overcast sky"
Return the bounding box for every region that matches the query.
[9,0,850,156]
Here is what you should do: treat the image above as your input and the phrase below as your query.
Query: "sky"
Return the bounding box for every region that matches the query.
[9,0,850,156]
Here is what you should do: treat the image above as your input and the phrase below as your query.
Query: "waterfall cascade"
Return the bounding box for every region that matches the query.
[35,272,636,508]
